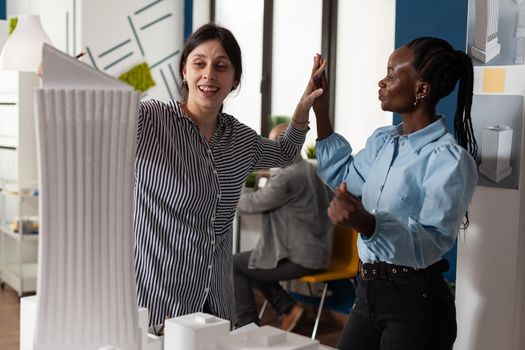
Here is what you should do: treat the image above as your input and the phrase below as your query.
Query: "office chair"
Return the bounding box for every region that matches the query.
[259,225,359,339]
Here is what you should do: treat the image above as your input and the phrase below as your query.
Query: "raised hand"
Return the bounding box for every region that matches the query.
[292,54,327,129]
[312,57,328,119]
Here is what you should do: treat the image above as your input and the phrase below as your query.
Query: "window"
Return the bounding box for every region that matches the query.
[271,0,322,149]
[334,0,395,151]
[214,0,395,152]
[215,0,264,133]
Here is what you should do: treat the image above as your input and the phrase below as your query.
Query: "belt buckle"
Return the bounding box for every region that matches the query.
[360,264,374,281]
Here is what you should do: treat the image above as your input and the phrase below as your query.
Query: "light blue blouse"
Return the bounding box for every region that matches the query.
[316,117,478,268]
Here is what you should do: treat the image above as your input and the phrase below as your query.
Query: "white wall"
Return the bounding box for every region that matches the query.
[192,0,210,31]
[213,1,395,151]
[456,187,521,350]
[455,62,525,350]
[271,0,322,149]
[6,0,33,16]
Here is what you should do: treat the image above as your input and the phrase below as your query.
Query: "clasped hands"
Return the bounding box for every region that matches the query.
[328,182,376,238]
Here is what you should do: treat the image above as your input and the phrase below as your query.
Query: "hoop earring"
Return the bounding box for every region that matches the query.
[182,79,187,85]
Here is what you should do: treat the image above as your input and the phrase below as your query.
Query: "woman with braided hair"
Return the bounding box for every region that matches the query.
[313,37,478,349]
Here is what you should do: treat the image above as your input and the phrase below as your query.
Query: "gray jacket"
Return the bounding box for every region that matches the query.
[237,158,334,270]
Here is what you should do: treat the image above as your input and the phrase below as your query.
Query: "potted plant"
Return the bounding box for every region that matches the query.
[305,144,316,160]
[269,115,291,131]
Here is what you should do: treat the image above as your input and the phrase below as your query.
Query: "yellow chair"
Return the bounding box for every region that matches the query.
[300,225,359,339]
[258,225,359,339]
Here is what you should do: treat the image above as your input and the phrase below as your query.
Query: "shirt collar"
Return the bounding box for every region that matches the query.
[173,100,226,129]
[395,115,448,153]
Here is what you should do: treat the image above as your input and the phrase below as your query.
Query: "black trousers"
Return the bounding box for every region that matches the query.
[338,274,456,350]
[233,250,318,327]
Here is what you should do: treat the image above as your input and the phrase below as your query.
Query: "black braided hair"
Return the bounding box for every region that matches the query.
[407,37,477,228]
[407,37,477,159]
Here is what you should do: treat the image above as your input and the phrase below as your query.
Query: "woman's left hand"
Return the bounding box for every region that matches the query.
[328,182,376,237]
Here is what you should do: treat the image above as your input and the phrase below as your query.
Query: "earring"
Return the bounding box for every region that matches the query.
[413,97,419,107]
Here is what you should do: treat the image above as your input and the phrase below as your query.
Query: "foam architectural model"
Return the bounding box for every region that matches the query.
[479,125,513,183]
[212,326,320,350]
[23,299,325,349]
[164,312,230,350]
[31,44,142,349]
[516,9,525,64]
[470,0,501,63]
[163,312,320,350]
[21,297,161,350]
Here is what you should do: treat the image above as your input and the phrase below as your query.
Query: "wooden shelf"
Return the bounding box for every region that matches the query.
[0,183,38,198]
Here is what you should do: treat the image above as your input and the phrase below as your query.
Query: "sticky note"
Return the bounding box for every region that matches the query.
[482,67,505,93]
[9,17,18,35]
[119,62,156,92]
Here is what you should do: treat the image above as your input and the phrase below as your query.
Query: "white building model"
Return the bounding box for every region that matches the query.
[164,312,320,350]
[212,325,320,350]
[23,306,323,349]
[479,125,513,183]
[31,44,142,350]
[471,0,501,63]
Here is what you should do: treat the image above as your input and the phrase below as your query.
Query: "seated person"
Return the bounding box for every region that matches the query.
[233,123,334,331]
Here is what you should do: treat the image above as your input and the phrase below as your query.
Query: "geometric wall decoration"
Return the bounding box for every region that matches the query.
[38,0,184,102]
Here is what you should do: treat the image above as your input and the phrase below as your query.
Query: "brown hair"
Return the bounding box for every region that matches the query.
[178,23,242,98]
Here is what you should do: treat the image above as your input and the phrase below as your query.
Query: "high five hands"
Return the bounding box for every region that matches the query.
[292,54,327,128]
[328,182,376,238]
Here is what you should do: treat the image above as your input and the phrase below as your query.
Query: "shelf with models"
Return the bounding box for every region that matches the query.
[0,189,39,296]
[0,153,39,297]
[0,181,38,198]
[1,262,38,295]
[0,227,38,296]
[0,184,39,241]
[0,70,40,297]
[0,224,39,241]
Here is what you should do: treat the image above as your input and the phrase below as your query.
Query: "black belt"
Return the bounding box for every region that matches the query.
[359,259,448,281]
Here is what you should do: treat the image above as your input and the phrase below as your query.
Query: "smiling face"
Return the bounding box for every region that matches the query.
[377,46,422,113]
[183,39,238,114]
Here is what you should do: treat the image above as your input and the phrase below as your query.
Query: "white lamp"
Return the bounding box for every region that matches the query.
[0,14,52,72]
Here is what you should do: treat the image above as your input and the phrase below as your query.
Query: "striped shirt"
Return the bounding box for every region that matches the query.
[134,100,306,326]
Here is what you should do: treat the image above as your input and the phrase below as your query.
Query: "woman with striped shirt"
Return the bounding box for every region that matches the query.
[134,23,326,330]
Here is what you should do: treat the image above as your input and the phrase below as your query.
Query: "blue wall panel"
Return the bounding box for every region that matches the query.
[0,0,5,20]
[184,0,193,40]
[394,0,469,136]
